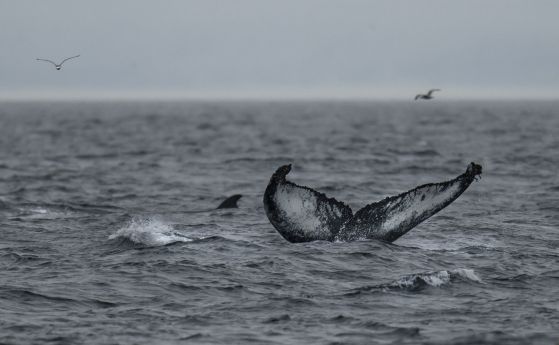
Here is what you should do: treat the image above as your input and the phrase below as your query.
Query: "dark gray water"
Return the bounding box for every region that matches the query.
[1,100,558,344]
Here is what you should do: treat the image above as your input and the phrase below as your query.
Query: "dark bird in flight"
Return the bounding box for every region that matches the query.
[415,89,441,100]
[36,55,80,70]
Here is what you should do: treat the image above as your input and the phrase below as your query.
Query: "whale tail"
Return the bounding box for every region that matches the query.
[338,162,482,242]
[263,163,482,243]
[263,164,353,243]
[216,194,243,209]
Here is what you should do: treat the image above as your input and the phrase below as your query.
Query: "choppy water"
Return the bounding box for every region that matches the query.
[1,100,558,344]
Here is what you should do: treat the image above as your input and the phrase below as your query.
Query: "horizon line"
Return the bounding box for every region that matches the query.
[1,95,558,102]
[1,88,558,102]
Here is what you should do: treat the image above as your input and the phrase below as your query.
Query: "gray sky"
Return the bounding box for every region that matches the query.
[1,0,558,100]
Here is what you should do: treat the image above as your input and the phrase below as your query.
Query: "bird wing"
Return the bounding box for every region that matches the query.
[36,58,57,66]
[60,55,81,65]
[427,89,441,96]
[414,94,421,100]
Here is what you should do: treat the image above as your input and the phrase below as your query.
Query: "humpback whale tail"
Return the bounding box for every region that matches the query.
[263,163,481,243]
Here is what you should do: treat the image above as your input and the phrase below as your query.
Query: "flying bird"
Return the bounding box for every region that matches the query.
[415,89,441,100]
[36,55,80,70]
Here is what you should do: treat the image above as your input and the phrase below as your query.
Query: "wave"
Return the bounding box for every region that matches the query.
[10,204,98,220]
[0,287,118,308]
[347,269,482,295]
[29,207,48,214]
[11,206,66,220]
[383,269,482,290]
[108,217,196,246]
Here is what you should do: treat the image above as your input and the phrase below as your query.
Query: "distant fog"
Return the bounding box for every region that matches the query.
[1,0,559,99]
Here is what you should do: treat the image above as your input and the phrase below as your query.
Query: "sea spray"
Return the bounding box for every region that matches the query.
[109,217,194,246]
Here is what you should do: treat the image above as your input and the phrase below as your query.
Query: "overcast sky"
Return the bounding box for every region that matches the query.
[1,0,558,100]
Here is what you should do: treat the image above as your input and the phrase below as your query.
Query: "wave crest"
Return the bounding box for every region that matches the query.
[109,217,194,246]
[385,269,481,290]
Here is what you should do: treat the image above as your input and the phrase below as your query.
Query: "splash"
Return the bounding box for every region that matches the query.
[451,268,482,282]
[109,217,194,246]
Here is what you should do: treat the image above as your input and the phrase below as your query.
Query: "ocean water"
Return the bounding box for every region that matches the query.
[0,100,558,344]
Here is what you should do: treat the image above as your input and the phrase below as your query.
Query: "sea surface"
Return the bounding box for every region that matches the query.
[0,100,558,344]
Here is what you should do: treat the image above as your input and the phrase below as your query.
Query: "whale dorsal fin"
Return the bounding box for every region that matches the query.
[216,194,243,209]
[263,164,353,243]
[339,162,482,242]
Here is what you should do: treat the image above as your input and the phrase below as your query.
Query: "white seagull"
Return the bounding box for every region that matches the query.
[415,89,441,100]
[36,55,80,70]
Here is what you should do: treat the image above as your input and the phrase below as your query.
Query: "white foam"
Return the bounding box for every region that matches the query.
[17,206,68,219]
[393,270,450,288]
[450,268,482,283]
[422,270,451,286]
[109,217,194,246]
[390,268,481,288]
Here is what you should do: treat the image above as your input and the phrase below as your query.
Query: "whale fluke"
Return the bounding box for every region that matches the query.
[263,164,353,242]
[339,163,481,242]
[216,194,243,209]
[263,163,481,243]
